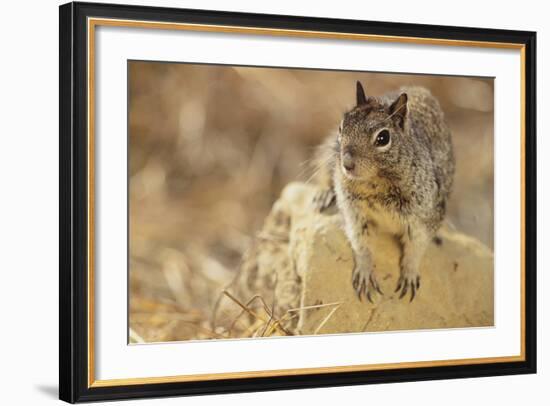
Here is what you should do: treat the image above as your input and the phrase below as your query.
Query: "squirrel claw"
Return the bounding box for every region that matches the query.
[353,273,368,302]
[359,281,368,301]
[369,274,383,295]
[352,268,382,304]
[395,275,421,302]
[395,277,403,293]
[312,189,336,213]
[398,281,409,299]
[410,284,416,302]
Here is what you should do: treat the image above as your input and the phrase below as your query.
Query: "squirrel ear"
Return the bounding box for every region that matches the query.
[389,93,408,129]
[356,81,368,106]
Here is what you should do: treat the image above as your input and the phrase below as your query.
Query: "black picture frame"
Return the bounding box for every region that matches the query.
[59,1,537,403]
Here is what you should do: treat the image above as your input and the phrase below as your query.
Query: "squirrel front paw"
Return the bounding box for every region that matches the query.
[352,257,383,303]
[395,267,421,302]
[312,189,336,213]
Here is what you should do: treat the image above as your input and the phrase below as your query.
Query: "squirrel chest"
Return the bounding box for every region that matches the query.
[334,175,406,238]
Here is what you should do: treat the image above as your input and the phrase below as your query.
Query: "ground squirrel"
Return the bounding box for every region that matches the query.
[313,82,455,302]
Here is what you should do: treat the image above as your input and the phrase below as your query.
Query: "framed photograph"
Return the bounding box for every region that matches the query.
[59,1,537,403]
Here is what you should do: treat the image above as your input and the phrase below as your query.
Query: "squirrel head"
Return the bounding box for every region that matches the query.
[336,81,409,182]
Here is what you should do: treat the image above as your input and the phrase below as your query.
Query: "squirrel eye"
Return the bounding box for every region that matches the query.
[375,129,391,147]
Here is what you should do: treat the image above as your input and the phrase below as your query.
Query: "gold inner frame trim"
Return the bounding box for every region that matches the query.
[87,17,527,388]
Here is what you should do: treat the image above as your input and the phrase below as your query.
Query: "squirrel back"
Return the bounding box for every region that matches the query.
[404,86,454,206]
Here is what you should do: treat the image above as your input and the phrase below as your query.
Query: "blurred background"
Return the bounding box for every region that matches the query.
[128,61,494,343]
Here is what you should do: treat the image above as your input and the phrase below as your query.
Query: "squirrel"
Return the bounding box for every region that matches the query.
[312,81,455,302]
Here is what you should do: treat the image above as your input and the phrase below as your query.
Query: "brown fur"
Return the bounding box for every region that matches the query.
[313,83,454,302]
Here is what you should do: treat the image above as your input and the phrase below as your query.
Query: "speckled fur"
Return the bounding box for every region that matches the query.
[315,83,454,302]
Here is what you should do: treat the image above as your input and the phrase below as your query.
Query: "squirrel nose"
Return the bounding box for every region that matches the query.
[343,150,355,172]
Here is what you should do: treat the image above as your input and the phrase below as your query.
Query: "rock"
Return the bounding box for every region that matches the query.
[228,182,494,336]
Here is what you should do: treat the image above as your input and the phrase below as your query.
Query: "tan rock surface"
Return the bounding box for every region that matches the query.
[230,182,494,336]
